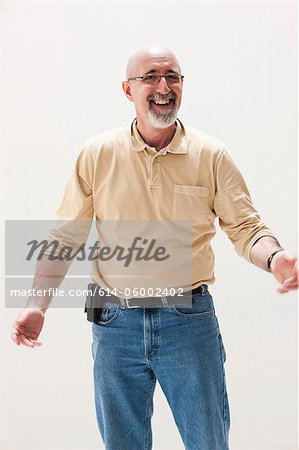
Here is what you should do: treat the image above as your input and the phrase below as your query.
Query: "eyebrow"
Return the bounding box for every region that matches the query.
[143,69,180,75]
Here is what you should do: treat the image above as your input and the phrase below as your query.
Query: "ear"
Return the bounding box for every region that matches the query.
[122,81,134,102]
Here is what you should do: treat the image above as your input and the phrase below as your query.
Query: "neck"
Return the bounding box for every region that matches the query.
[136,119,177,152]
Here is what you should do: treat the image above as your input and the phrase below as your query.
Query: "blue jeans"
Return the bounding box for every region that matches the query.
[91,287,230,450]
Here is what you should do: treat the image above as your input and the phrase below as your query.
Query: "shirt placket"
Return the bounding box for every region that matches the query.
[147,150,166,188]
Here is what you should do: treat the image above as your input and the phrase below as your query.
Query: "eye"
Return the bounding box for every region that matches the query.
[143,74,159,84]
[165,74,180,84]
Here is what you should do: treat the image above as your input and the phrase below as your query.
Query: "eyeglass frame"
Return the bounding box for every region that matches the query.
[127,73,184,85]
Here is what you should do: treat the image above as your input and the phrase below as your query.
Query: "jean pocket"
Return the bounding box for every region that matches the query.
[171,291,215,317]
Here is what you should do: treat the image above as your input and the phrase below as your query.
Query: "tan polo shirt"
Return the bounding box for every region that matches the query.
[49,119,274,297]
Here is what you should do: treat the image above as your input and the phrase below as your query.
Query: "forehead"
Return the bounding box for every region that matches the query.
[135,54,180,74]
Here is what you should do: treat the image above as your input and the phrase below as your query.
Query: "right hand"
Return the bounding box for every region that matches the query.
[11,308,45,348]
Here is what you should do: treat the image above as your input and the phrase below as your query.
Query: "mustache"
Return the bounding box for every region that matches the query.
[147,92,177,102]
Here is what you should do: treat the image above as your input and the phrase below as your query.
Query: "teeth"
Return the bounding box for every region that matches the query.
[154,100,170,105]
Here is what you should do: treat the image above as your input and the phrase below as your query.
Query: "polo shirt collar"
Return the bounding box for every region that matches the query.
[130,118,189,154]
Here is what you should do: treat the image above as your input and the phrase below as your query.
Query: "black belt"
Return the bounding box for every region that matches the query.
[85,283,208,311]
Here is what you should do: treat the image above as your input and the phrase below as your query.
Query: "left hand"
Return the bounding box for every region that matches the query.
[270,250,298,294]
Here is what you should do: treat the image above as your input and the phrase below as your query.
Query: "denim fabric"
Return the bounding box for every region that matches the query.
[91,288,230,450]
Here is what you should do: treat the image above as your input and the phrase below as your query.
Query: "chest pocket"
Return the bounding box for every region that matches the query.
[172,185,210,223]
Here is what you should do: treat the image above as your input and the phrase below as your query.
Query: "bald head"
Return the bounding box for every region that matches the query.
[125,46,181,79]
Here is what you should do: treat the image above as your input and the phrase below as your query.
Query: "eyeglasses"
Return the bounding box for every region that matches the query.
[127,73,184,85]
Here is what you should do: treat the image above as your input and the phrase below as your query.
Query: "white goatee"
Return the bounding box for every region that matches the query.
[146,92,178,129]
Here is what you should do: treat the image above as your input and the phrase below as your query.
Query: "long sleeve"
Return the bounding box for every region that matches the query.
[213,148,275,262]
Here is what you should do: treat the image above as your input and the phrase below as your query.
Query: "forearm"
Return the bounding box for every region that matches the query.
[250,236,283,271]
[26,255,69,312]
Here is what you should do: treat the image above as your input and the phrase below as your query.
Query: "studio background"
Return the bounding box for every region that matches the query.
[1,1,297,449]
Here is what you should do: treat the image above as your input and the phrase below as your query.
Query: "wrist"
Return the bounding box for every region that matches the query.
[267,249,284,272]
[26,301,46,313]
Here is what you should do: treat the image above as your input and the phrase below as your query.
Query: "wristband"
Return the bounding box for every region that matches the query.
[267,249,284,271]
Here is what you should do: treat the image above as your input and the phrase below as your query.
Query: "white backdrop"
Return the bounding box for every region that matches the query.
[1,1,297,449]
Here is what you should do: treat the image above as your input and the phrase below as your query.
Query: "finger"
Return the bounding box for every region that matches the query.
[277,286,289,294]
[11,327,20,344]
[282,278,298,290]
[18,335,35,348]
[283,283,298,290]
[284,274,298,283]
[10,333,20,345]
[27,337,42,346]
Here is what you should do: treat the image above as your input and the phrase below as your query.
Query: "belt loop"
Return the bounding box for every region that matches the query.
[119,298,126,309]
[161,296,168,307]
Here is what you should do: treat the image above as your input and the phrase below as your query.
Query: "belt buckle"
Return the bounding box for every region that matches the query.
[124,298,140,309]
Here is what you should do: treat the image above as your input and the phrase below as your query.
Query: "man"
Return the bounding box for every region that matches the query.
[11,47,298,450]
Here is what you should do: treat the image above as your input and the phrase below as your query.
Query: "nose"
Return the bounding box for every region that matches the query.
[155,76,171,94]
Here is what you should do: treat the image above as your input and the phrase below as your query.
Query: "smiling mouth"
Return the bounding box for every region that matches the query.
[150,99,175,107]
